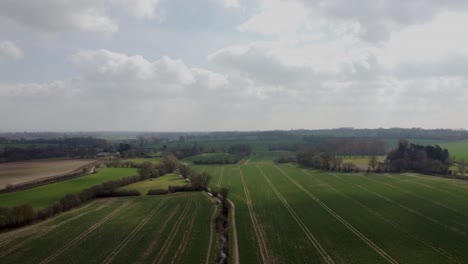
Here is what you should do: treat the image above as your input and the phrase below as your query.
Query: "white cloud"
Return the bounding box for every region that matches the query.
[217,0,240,9]
[0,41,24,61]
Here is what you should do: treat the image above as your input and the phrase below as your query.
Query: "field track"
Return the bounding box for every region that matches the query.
[153,199,193,264]
[257,166,334,264]
[336,174,468,238]
[39,200,133,264]
[170,199,200,264]
[101,199,168,264]
[140,205,181,260]
[239,168,271,263]
[274,165,399,264]
[205,200,218,264]
[309,171,463,264]
[0,200,114,257]
[227,199,240,264]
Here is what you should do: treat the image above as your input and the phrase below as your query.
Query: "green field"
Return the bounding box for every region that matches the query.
[441,140,468,161]
[193,155,468,263]
[121,157,161,164]
[341,155,386,169]
[0,168,137,209]
[118,173,188,194]
[0,193,217,264]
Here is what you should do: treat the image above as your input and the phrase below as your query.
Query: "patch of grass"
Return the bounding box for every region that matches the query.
[121,157,161,164]
[341,155,386,169]
[118,173,187,194]
[0,167,137,209]
[440,140,468,162]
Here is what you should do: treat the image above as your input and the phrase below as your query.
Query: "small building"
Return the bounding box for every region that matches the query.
[95,152,120,159]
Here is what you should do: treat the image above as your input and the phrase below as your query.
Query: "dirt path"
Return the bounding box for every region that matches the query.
[101,199,168,264]
[39,200,133,264]
[205,202,218,264]
[141,205,181,260]
[239,168,271,263]
[315,172,462,264]
[153,199,193,264]
[171,199,200,264]
[227,199,240,264]
[274,166,399,264]
[257,166,334,264]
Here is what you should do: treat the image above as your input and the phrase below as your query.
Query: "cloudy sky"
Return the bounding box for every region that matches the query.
[1,0,467,131]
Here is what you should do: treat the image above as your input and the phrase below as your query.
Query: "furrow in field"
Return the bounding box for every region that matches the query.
[205,202,218,264]
[153,199,193,264]
[370,175,467,217]
[337,174,468,238]
[274,165,399,264]
[171,199,200,264]
[385,175,468,210]
[308,171,462,264]
[0,200,114,258]
[239,168,271,264]
[39,200,133,264]
[140,204,181,261]
[101,199,168,264]
[257,166,334,264]
[218,166,224,186]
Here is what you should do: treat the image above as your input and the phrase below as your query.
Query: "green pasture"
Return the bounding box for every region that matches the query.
[0,168,137,209]
[118,173,188,194]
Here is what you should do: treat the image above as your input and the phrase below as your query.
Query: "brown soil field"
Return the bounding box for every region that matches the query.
[0,159,97,189]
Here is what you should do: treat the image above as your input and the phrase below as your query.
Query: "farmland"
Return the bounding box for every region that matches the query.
[118,173,188,194]
[0,167,137,209]
[0,193,217,264]
[441,140,468,161]
[193,155,468,263]
[0,159,97,189]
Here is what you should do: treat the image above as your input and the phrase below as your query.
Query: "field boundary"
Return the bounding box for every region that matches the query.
[274,165,399,264]
[257,166,334,264]
[101,199,168,264]
[239,168,271,263]
[39,200,133,264]
[217,166,225,186]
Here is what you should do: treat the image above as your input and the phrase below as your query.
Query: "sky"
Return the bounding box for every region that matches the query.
[1,0,468,131]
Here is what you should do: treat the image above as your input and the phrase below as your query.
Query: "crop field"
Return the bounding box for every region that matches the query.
[0,159,97,189]
[192,155,468,263]
[0,168,137,209]
[118,173,188,194]
[0,193,217,264]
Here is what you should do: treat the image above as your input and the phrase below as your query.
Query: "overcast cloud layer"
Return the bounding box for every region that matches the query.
[1,0,468,131]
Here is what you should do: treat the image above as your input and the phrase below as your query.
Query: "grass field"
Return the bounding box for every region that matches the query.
[121,157,161,164]
[193,155,468,263]
[0,159,97,189]
[118,173,188,194]
[441,140,468,161]
[0,193,217,264]
[0,168,137,209]
[341,155,386,169]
